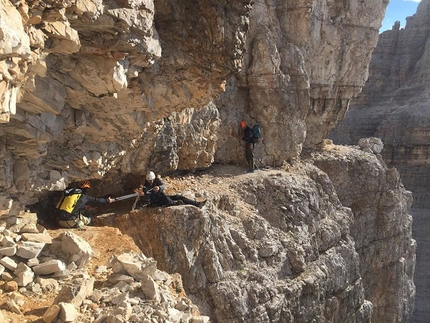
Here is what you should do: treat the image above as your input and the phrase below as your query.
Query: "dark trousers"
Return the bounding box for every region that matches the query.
[170,195,199,206]
[245,143,254,170]
[154,193,199,207]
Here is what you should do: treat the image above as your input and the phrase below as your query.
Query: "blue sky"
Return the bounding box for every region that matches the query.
[380,0,421,32]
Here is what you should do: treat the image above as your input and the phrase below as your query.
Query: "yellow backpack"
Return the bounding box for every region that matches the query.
[56,188,82,214]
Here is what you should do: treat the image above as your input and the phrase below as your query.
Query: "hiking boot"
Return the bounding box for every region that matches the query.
[246,169,254,173]
[198,200,207,208]
[174,200,185,206]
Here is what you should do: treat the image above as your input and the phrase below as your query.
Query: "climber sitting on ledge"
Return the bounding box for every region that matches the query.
[55,181,115,230]
[135,171,206,209]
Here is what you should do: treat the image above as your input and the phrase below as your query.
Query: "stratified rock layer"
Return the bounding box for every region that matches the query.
[329,0,430,209]
[0,0,386,207]
[328,1,430,321]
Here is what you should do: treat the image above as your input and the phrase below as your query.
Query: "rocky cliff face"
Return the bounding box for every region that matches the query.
[0,0,417,322]
[96,149,415,323]
[0,0,386,206]
[312,145,415,323]
[215,0,386,167]
[328,1,430,321]
[329,0,430,209]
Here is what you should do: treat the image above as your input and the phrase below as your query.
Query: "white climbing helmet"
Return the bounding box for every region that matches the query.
[146,171,156,180]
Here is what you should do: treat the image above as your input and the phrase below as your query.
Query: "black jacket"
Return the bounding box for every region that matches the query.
[243,125,253,144]
[56,188,110,220]
[72,194,110,217]
[144,177,167,204]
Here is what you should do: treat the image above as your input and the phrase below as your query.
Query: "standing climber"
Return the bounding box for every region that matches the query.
[55,181,115,229]
[240,120,256,173]
[135,171,206,208]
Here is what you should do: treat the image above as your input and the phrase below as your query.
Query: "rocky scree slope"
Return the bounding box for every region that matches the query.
[0,219,208,323]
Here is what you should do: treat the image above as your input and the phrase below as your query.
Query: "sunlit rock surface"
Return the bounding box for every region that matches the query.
[0,0,386,205]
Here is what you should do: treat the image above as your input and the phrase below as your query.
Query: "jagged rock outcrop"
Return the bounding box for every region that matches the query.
[311,143,416,323]
[96,155,415,323]
[329,0,430,209]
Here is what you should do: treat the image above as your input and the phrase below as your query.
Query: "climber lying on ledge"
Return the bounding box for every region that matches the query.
[134,171,206,209]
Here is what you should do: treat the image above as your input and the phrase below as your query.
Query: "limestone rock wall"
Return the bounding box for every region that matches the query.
[0,0,251,208]
[327,1,430,322]
[215,0,386,166]
[329,0,430,209]
[0,0,387,208]
[0,0,417,321]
